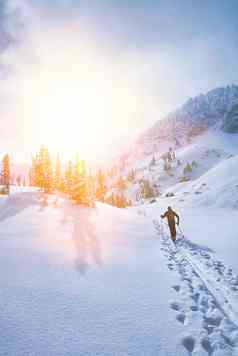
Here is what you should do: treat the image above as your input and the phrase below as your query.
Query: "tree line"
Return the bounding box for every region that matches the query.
[1,147,157,207]
[29,146,132,208]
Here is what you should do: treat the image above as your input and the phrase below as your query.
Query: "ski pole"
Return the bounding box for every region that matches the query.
[177,224,185,238]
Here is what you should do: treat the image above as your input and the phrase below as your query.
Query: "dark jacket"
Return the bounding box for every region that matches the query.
[161,208,179,226]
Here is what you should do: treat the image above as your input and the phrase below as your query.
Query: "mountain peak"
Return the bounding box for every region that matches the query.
[142,84,238,143]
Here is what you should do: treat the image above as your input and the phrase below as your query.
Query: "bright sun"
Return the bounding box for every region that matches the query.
[28,74,138,162]
[9,24,148,163]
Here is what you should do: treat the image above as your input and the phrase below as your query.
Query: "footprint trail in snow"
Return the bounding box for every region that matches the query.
[153,219,238,356]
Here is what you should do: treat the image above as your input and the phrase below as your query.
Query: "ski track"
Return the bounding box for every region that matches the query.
[153,219,238,356]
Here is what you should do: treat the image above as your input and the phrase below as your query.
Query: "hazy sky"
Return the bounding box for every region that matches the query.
[0,0,237,163]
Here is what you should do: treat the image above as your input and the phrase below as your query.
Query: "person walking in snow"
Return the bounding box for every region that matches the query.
[161,206,179,242]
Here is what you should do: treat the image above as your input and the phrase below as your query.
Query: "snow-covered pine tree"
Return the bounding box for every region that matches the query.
[127,169,136,182]
[116,193,128,208]
[141,179,154,199]
[87,169,96,199]
[65,160,73,194]
[16,175,22,186]
[37,147,46,190]
[73,155,81,185]
[117,176,127,192]
[71,178,90,205]
[71,157,92,205]
[54,153,61,191]
[80,160,86,178]
[151,155,156,166]
[29,154,38,187]
[39,147,53,193]
[2,154,10,193]
[29,147,53,192]
[183,162,192,175]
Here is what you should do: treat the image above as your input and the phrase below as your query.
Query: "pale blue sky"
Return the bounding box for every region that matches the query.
[2,0,237,112]
[0,0,237,162]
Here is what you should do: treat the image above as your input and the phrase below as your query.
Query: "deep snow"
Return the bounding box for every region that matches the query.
[0,190,190,356]
[0,187,238,355]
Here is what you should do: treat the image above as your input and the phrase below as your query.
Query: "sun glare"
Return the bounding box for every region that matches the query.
[11,25,146,163]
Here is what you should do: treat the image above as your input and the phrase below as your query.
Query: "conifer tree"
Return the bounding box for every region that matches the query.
[81,160,86,177]
[65,160,73,193]
[115,193,127,208]
[29,154,38,187]
[151,155,156,166]
[87,169,95,199]
[29,161,34,186]
[117,176,127,192]
[16,175,22,186]
[39,146,53,193]
[29,147,53,192]
[55,153,61,190]
[37,148,45,189]
[2,154,10,191]
[70,156,90,203]
[141,179,154,199]
[127,169,135,182]
[183,162,192,175]
[73,155,81,185]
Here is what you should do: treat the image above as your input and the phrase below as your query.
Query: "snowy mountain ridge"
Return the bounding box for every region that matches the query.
[127,84,238,161]
[114,84,238,175]
[142,84,238,144]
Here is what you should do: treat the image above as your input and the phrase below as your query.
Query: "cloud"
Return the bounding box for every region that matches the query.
[0,0,24,51]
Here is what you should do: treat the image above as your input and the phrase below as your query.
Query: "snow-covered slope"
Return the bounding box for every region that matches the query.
[167,154,238,209]
[116,129,238,206]
[1,187,238,356]
[0,190,196,356]
[1,86,238,356]
[111,85,238,207]
[162,129,238,207]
